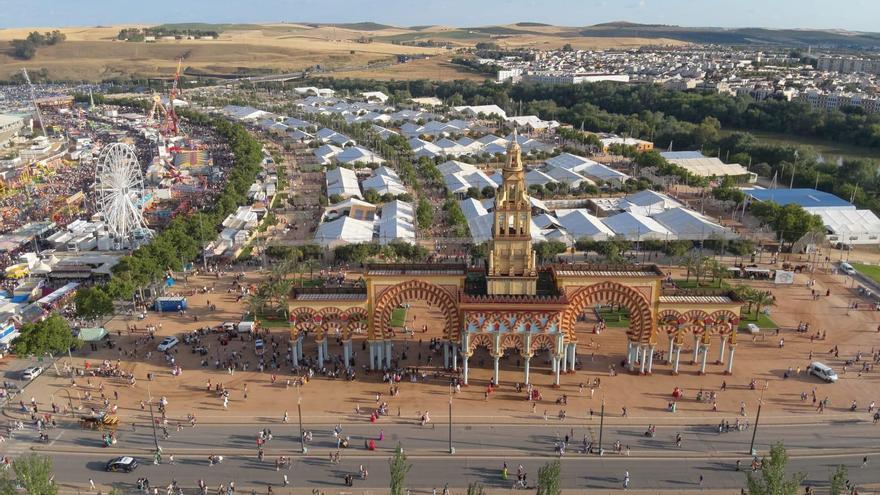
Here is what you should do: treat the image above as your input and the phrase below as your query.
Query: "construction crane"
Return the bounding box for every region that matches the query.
[161,59,183,137]
[21,68,47,136]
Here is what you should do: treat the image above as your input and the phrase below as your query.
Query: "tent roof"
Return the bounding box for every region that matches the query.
[557,209,615,239]
[602,212,672,240]
[652,207,733,240]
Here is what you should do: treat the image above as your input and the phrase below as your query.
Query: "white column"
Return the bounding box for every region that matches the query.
[672,344,682,374]
[291,340,299,367]
[376,342,384,369]
[726,347,736,374]
[639,345,647,374]
[551,351,557,373]
[463,355,469,385]
[524,355,531,385]
[554,357,561,385]
[317,341,324,368]
[343,341,351,369]
[699,345,709,374]
[561,348,569,373]
[323,339,329,362]
[692,335,700,363]
[627,342,637,372]
[443,342,450,369]
[717,337,727,364]
[385,341,392,368]
[646,345,655,373]
[667,336,675,364]
[368,342,375,370]
[493,356,500,385]
[568,343,576,371]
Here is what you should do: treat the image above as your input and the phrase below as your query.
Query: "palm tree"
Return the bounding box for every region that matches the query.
[680,255,698,283]
[248,292,268,320]
[710,259,729,288]
[733,285,756,314]
[753,291,776,320]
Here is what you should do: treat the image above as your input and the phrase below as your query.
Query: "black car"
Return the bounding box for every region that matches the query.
[106,456,139,472]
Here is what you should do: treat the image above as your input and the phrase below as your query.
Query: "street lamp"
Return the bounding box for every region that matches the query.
[597,396,605,456]
[297,394,305,454]
[448,383,454,454]
[748,381,767,456]
[147,384,161,462]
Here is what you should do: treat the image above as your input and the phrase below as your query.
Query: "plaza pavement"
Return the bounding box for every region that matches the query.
[5,258,880,431]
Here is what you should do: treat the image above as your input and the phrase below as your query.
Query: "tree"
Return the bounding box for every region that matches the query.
[536,460,562,495]
[2,454,57,495]
[74,287,114,320]
[746,442,804,495]
[466,482,485,495]
[534,241,567,263]
[12,314,81,357]
[752,291,776,318]
[828,465,847,495]
[389,445,411,495]
[416,198,434,229]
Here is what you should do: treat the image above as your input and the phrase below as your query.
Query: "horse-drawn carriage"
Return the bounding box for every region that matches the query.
[80,414,120,432]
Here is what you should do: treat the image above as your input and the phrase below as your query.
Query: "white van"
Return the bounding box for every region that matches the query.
[807,362,838,383]
[237,321,257,334]
[220,322,236,332]
[839,262,856,276]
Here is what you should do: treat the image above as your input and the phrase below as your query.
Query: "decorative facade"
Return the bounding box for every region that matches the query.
[288,140,744,384]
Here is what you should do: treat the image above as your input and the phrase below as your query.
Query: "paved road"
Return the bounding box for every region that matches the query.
[2,420,879,492]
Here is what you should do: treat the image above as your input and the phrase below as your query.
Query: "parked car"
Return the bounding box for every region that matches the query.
[21,366,43,381]
[807,362,838,383]
[105,456,139,472]
[157,336,179,352]
[840,262,856,276]
[745,323,760,335]
[220,322,236,332]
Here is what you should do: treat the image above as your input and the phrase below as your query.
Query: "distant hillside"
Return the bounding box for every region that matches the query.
[580,22,880,48]
[328,22,397,31]
[515,22,552,27]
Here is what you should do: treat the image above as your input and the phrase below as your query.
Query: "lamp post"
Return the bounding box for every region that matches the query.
[448,383,454,454]
[63,389,74,417]
[297,394,305,454]
[748,381,767,456]
[147,385,161,462]
[597,396,605,456]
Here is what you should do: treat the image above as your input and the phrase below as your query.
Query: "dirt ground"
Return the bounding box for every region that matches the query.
[13,254,880,429]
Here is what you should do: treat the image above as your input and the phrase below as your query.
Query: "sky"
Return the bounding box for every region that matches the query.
[0,0,877,32]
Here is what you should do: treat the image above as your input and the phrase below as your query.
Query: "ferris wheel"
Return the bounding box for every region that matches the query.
[95,143,151,247]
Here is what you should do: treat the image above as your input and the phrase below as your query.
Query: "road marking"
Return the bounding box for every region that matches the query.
[48,430,64,447]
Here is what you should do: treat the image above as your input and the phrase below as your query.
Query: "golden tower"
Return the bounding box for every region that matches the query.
[487,130,538,295]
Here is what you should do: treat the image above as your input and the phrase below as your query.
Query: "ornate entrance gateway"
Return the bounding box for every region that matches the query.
[289,137,742,383]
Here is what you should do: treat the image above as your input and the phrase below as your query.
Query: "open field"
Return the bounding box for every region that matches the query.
[332,56,488,81]
[720,128,880,163]
[0,22,684,81]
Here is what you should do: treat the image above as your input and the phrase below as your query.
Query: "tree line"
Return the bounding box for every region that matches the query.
[304,76,879,217]
[9,30,66,60]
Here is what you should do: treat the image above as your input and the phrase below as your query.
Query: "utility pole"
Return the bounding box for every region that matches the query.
[597,396,605,456]
[147,385,161,462]
[297,394,305,454]
[748,382,766,456]
[789,150,798,189]
[448,383,454,454]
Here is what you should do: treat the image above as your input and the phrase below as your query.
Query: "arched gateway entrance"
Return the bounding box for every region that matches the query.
[289,263,743,382]
[289,139,742,382]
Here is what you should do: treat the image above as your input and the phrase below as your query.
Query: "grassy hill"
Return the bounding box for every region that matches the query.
[579,22,880,48]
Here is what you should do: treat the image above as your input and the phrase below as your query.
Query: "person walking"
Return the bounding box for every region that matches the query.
[89,478,96,491]
[623,471,630,489]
